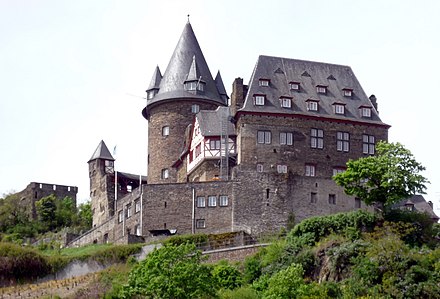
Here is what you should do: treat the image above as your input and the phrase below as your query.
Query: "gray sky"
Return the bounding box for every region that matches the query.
[1,0,439,215]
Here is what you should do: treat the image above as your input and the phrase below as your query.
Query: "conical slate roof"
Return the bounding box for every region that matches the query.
[186,55,204,82]
[143,22,226,118]
[147,66,162,91]
[215,71,229,100]
[88,140,115,162]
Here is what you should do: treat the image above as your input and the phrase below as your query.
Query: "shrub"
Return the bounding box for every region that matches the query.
[218,286,260,299]
[212,261,243,290]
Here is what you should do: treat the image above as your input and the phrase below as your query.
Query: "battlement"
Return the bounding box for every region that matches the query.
[29,182,78,194]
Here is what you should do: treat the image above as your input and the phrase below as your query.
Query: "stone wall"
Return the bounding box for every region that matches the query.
[147,100,220,184]
[16,182,78,219]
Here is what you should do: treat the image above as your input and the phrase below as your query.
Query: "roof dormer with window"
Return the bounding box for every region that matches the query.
[289,81,300,91]
[306,99,319,111]
[333,102,346,115]
[342,88,353,97]
[253,94,266,106]
[359,105,372,118]
[259,78,270,87]
[280,96,292,108]
[316,85,327,94]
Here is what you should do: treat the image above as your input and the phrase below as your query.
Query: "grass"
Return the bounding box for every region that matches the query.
[41,243,115,258]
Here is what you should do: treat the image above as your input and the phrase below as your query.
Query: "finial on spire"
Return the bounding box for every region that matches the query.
[187,14,190,23]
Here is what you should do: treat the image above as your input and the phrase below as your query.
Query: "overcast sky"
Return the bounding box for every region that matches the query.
[1,0,439,215]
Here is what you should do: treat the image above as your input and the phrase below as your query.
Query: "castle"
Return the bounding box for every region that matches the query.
[69,22,393,246]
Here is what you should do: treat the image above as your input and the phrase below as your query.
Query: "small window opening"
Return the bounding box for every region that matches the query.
[266,188,270,199]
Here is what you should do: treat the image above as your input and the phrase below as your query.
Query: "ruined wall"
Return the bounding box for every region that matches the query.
[16,182,78,219]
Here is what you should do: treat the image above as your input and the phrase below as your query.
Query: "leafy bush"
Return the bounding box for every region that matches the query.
[119,243,215,299]
[0,242,51,282]
[243,254,263,284]
[289,210,378,243]
[163,233,209,247]
[218,285,260,299]
[212,261,243,290]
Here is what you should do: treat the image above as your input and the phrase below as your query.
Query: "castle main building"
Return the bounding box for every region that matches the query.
[71,22,390,246]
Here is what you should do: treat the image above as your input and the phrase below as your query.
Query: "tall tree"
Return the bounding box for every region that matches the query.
[333,141,428,210]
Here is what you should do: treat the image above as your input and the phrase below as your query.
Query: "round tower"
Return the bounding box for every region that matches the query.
[142,22,228,184]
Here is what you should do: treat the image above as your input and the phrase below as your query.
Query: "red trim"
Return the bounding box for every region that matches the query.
[235,110,391,128]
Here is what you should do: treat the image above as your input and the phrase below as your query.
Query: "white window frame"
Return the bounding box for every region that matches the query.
[219,195,228,207]
[336,132,350,152]
[162,126,169,137]
[209,139,221,150]
[259,79,270,87]
[135,199,141,213]
[254,95,265,106]
[311,128,324,149]
[191,104,200,113]
[363,135,375,155]
[307,100,318,111]
[196,219,206,229]
[118,210,123,223]
[333,167,346,176]
[361,107,372,118]
[196,196,206,208]
[277,165,287,174]
[305,164,316,177]
[126,203,132,218]
[161,168,169,179]
[316,86,327,94]
[134,224,141,236]
[280,97,292,108]
[290,82,300,90]
[208,196,217,207]
[257,130,271,144]
[334,104,345,115]
[256,164,264,172]
[343,89,353,97]
[280,132,293,145]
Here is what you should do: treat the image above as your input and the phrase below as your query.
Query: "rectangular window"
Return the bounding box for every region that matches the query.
[334,104,345,114]
[209,139,221,150]
[135,224,141,236]
[257,130,271,144]
[280,97,292,108]
[196,219,206,229]
[162,126,169,136]
[317,86,327,94]
[257,164,264,172]
[277,165,287,173]
[290,82,300,90]
[219,195,229,207]
[332,167,346,176]
[361,107,372,117]
[280,132,293,145]
[305,164,316,177]
[259,79,270,87]
[328,194,336,205]
[355,198,361,209]
[363,135,375,155]
[311,192,318,203]
[118,210,123,223]
[336,132,350,152]
[307,101,318,111]
[208,196,217,207]
[191,104,200,113]
[161,168,169,179]
[254,95,265,106]
[197,196,206,208]
[135,199,141,213]
[343,89,353,97]
[126,204,132,218]
[195,143,202,157]
[311,128,324,149]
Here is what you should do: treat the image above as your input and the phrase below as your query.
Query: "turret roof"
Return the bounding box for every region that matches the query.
[88,140,114,162]
[143,22,227,118]
[147,66,162,91]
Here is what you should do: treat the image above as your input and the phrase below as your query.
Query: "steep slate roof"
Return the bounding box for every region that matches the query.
[239,55,389,126]
[143,22,227,118]
[215,71,229,101]
[394,195,439,221]
[146,66,162,91]
[197,107,236,137]
[88,140,114,162]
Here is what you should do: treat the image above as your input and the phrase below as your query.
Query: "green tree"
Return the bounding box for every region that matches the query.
[54,196,76,228]
[35,195,57,230]
[333,141,428,210]
[119,243,215,299]
[76,201,92,229]
[0,193,28,231]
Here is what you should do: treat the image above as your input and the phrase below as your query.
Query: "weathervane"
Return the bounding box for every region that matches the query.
[187,14,190,23]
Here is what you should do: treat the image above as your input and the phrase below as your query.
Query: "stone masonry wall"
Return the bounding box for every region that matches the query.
[147,100,219,184]
[89,159,115,227]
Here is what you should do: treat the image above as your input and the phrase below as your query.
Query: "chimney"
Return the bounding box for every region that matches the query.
[369,94,378,113]
[231,78,248,116]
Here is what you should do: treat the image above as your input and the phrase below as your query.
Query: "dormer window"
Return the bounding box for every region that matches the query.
[259,79,270,87]
[359,106,372,118]
[343,88,353,97]
[185,81,205,92]
[306,99,319,111]
[316,85,327,94]
[289,82,300,91]
[280,97,292,108]
[147,89,157,100]
[333,103,345,115]
[254,95,265,106]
